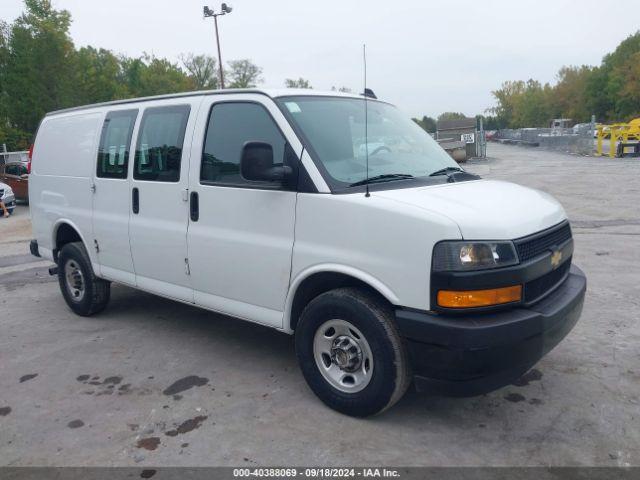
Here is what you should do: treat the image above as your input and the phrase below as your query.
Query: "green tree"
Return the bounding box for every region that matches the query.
[614,51,640,120]
[180,53,218,90]
[552,66,593,122]
[514,80,553,127]
[490,80,525,127]
[491,80,553,128]
[138,55,194,96]
[437,112,467,122]
[73,46,126,105]
[285,77,312,89]
[2,0,76,133]
[0,20,10,124]
[227,59,262,88]
[412,115,437,133]
[119,54,194,98]
[477,115,504,130]
[600,31,640,120]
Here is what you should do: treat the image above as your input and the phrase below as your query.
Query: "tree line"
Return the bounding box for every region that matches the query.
[0,0,269,150]
[486,31,640,129]
[3,1,638,149]
[413,32,640,133]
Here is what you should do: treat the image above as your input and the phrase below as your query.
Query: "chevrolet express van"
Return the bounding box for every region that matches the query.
[29,89,586,416]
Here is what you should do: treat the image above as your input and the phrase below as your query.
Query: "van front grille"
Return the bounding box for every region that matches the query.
[515,222,572,262]
[524,258,572,303]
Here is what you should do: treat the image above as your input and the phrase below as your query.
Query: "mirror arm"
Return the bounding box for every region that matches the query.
[267,165,293,181]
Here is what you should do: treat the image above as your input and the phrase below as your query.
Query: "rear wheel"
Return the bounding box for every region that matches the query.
[295,288,411,417]
[57,242,110,316]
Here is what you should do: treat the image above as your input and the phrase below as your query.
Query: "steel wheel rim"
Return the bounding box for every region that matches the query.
[313,319,374,393]
[64,259,85,302]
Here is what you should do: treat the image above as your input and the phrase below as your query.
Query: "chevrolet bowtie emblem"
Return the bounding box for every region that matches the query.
[550,250,563,269]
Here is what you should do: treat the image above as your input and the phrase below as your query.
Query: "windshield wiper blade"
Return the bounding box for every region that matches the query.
[429,166,464,177]
[349,173,414,187]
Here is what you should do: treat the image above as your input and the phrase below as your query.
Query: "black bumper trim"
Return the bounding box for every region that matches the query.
[396,265,586,397]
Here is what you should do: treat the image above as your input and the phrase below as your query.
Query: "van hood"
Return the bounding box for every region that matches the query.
[373,179,567,239]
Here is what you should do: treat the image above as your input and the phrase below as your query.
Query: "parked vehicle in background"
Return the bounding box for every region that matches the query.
[0,161,29,201]
[550,118,574,136]
[0,181,16,215]
[28,89,586,417]
[572,123,593,136]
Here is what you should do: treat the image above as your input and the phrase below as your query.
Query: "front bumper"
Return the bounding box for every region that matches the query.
[395,265,586,396]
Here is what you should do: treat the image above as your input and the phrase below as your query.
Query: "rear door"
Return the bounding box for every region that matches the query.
[92,109,138,284]
[128,99,200,302]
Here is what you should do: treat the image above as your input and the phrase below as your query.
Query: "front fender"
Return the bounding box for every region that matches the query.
[282,263,401,333]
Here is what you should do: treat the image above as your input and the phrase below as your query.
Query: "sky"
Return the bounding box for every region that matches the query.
[1,0,639,118]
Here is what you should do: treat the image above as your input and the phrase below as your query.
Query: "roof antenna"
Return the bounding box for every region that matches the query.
[363,44,370,198]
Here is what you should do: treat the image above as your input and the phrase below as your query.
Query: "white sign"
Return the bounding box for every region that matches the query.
[461,133,475,144]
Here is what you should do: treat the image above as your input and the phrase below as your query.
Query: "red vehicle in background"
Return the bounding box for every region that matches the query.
[0,148,30,202]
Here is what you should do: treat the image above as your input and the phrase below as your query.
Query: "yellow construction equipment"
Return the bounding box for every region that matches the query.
[596,118,640,157]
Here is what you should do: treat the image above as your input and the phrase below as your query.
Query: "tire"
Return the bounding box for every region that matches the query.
[295,287,411,417]
[57,242,110,316]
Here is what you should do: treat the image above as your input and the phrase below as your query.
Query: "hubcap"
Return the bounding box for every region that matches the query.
[313,319,374,393]
[64,259,85,302]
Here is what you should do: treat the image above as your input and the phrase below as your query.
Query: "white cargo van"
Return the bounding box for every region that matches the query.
[29,89,586,416]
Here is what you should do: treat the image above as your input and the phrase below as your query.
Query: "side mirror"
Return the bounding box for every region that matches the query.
[240,142,292,182]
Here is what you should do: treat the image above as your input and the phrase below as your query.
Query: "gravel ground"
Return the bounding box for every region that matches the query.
[0,143,638,467]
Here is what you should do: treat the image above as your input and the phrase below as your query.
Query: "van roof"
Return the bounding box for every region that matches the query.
[46,88,367,116]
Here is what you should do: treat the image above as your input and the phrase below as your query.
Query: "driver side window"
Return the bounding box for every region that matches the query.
[200,102,286,186]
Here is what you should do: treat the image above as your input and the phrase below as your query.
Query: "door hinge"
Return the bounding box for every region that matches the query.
[184,258,190,275]
[94,239,100,253]
[90,183,96,193]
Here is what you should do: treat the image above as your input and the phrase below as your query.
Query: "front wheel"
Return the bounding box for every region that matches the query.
[57,242,110,316]
[295,288,411,417]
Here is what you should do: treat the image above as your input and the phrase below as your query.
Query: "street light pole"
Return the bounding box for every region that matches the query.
[204,4,233,90]
[213,15,224,89]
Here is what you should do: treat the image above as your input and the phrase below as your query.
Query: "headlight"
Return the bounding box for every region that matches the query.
[432,241,519,272]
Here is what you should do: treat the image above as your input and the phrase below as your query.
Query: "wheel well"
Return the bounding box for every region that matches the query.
[289,272,391,331]
[54,223,82,262]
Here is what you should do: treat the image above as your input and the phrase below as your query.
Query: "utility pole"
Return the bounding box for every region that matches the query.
[204,4,233,90]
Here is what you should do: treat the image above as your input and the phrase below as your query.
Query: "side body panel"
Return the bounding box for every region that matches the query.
[286,192,462,330]
[128,97,203,302]
[187,94,301,328]
[30,111,103,267]
[91,108,138,285]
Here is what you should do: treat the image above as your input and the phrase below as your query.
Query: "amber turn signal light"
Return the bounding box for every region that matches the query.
[437,285,522,308]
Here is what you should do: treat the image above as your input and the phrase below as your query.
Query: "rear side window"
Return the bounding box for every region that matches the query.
[97,110,138,179]
[201,102,286,185]
[134,105,190,182]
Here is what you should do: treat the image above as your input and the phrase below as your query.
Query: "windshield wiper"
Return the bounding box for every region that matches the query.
[429,166,464,177]
[349,173,414,187]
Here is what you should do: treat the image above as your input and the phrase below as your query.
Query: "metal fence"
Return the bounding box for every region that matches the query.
[494,128,594,155]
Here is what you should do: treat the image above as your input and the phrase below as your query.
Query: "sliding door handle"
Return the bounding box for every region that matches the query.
[132,187,139,214]
[190,191,199,222]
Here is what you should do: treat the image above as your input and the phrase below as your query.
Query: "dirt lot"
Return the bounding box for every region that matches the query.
[0,143,639,467]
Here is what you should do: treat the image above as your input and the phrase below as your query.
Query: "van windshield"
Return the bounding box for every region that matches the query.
[277,96,459,188]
